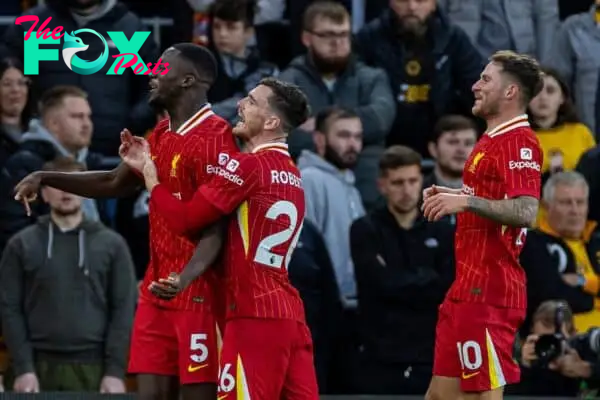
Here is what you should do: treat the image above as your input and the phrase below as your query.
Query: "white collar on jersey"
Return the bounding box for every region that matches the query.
[168,104,214,135]
[486,114,530,138]
[252,142,290,156]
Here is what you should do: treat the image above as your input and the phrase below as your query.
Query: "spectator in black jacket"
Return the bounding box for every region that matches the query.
[0,0,159,156]
[288,220,342,394]
[0,57,32,170]
[354,0,484,156]
[350,145,454,394]
[0,86,103,253]
[207,0,278,123]
[520,171,600,336]
[576,145,600,222]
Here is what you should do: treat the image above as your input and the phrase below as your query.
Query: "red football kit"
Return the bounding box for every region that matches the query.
[128,105,237,384]
[433,115,543,392]
[150,142,319,399]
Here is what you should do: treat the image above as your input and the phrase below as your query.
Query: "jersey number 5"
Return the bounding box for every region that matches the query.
[254,200,303,270]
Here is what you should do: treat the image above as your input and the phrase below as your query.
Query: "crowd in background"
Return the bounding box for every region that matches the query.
[1,0,600,396]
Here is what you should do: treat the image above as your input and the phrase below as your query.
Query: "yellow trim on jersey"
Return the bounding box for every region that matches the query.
[237,201,250,255]
[236,355,251,399]
[485,329,506,389]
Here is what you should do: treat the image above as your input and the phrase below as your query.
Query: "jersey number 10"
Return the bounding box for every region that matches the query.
[254,200,304,270]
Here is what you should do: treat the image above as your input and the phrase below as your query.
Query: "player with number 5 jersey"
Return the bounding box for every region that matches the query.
[143,78,319,399]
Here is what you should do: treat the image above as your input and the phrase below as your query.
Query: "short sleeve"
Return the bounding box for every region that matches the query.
[199,154,259,214]
[496,134,543,199]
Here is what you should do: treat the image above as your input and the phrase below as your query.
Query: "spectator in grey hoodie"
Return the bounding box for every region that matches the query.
[280,0,395,211]
[0,85,104,254]
[298,106,366,308]
[0,157,136,393]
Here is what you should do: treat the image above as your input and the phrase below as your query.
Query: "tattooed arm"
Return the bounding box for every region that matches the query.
[466,195,539,227]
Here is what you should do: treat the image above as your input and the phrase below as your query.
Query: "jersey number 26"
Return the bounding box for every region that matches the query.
[254,200,303,270]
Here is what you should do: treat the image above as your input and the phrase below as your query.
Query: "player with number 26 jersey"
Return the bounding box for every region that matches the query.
[198,142,318,399]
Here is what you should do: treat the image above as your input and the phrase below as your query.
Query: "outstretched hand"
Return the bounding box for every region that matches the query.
[119,129,149,172]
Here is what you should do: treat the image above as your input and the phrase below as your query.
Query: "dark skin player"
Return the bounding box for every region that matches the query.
[14,46,219,400]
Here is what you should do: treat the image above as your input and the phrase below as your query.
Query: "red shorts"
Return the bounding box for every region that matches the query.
[433,300,525,392]
[217,318,318,400]
[128,300,221,384]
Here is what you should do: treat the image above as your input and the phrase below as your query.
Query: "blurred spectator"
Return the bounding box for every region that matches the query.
[0,57,32,169]
[576,145,600,223]
[0,86,103,253]
[280,0,395,211]
[298,106,365,308]
[528,68,596,177]
[520,172,600,335]
[0,157,136,393]
[511,301,585,397]
[350,145,454,394]
[438,0,558,61]
[206,0,278,123]
[0,0,159,156]
[354,0,484,156]
[288,219,343,393]
[424,114,477,191]
[545,1,600,135]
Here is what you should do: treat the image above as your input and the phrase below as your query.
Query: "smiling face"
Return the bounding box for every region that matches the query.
[148,48,185,108]
[471,62,509,118]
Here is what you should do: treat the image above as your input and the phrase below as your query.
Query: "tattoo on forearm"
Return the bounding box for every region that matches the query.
[466,196,539,227]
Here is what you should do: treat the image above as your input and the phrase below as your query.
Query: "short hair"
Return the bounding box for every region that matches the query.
[532,300,575,335]
[379,145,422,176]
[39,85,87,117]
[172,43,218,85]
[210,0,257,26]
[41,156,86,173]
[315,106,358,134]
[431,114,478,143]
[259,78,310,132]
[490,50,544,106]
[302,0,349,31]
[542,171,589,203]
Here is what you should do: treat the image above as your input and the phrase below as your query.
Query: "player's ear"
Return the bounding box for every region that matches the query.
[181,74,195,88]
[264,115,280,131]
[505,83,518,100]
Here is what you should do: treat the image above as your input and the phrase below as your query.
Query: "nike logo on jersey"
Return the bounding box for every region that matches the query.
[462,371,480,379]
[188,363,208,372]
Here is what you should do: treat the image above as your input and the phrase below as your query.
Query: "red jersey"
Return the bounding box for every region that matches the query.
[142,104,237,311]
[446,115,543,309]
[199,142,306,321]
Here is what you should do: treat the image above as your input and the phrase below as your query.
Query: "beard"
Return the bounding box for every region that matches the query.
[394,14,431,41]
[324,144,358,170]
[309,50,350,75]
[66,0,102,11]
[52,206,81,217]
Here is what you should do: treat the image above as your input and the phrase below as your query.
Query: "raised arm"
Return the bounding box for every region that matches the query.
[15,162,141,201]
[466,196,538,227]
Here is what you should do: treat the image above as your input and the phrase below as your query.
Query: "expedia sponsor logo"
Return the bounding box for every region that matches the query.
[206,165,244,185]
[509,160,541,171]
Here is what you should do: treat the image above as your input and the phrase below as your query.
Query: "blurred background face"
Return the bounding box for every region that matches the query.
[472,62,507,118]
[321,117,362,168]
[429,130,477,178]
[390,0,436,35]
[529,75,563,121]
[41,186,82,216]
[66,0,102,11]
[0,67,28,121]
[546,183,588,239]
[379,165,422,213]
[47,96,93,151]
[212,18,250,57]
[302,16,352,74]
